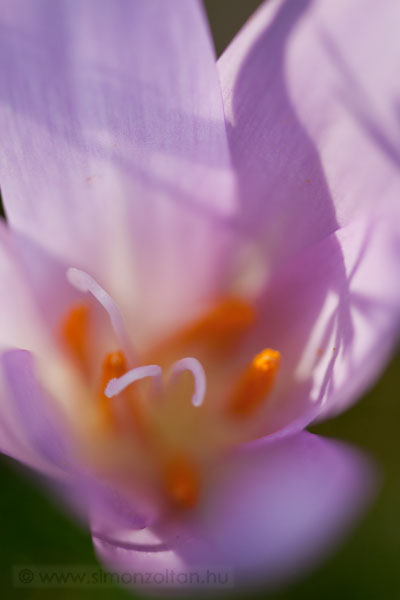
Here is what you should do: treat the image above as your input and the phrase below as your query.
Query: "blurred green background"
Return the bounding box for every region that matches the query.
[1,1,399,599]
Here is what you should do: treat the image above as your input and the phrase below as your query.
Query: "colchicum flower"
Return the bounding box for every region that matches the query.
[1,0,400,593]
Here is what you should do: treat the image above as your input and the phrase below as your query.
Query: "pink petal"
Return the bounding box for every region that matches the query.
[92,432,374,591]
[218,0,400,265]
[0,349,68,476]
[0,224,71,468]
[0,0,237,341]
[0,218,85,357]
[253,216,400,435]
[0,347,159,529]
[0,223,51,351]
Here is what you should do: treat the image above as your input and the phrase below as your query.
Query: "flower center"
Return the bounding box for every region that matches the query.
[60,272,281,510]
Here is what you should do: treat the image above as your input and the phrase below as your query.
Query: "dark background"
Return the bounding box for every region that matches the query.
[1,1,399,598]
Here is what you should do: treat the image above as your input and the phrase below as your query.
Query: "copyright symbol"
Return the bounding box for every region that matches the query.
[19,568,34,584]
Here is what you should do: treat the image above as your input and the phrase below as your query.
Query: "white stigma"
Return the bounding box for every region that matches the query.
[66,267,133,357]
[170,357,206,407]
[105,365,162,398]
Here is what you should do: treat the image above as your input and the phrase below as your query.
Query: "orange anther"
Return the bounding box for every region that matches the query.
[227,349,281,418]
[146,297,256,365]
[98,351,127,429]
[98,351,154,443]
[182,297,255,343]
[60,303,90,371]
[163,454,200,509]
[101,351,127,381]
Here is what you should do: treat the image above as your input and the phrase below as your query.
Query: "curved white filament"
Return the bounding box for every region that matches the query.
[105,365,162,398]
[66,267,133,356]
[170,357,206,407]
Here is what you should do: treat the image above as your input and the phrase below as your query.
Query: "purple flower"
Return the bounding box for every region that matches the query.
[0,0,400,593]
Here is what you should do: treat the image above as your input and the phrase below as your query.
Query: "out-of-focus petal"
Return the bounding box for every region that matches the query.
[252,217,400,435]
[84,476,157,532]
[48,470,161,538]
[0,218,86,360]
[92,432,374,591]
[0,348,156,529]
[0,0,237,342]
[0,224,70,468]
[218,0,400,267]
[0,349,68,476]
[0,223,52,352]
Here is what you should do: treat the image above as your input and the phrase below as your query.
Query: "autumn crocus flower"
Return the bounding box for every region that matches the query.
[1,0,400,593]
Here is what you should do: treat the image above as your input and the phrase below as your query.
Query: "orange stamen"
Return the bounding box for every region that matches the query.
[99,351,154,444]
[60,303,90,371]
[98,351,127,429]
[163,454,200,509]
[227,349,281,418]
[182,297,255,340]
[147,297,256,364]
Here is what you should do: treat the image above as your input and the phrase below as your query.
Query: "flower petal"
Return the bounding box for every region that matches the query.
[0,349,68,476]
[92,432,374,591]
[0,223,51,352]
[218,0,400,265]
[0,0,237,340]
[0,346,154,527]
[0,225,76,468]
[252,216,400,435]
[0,348,160,532]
